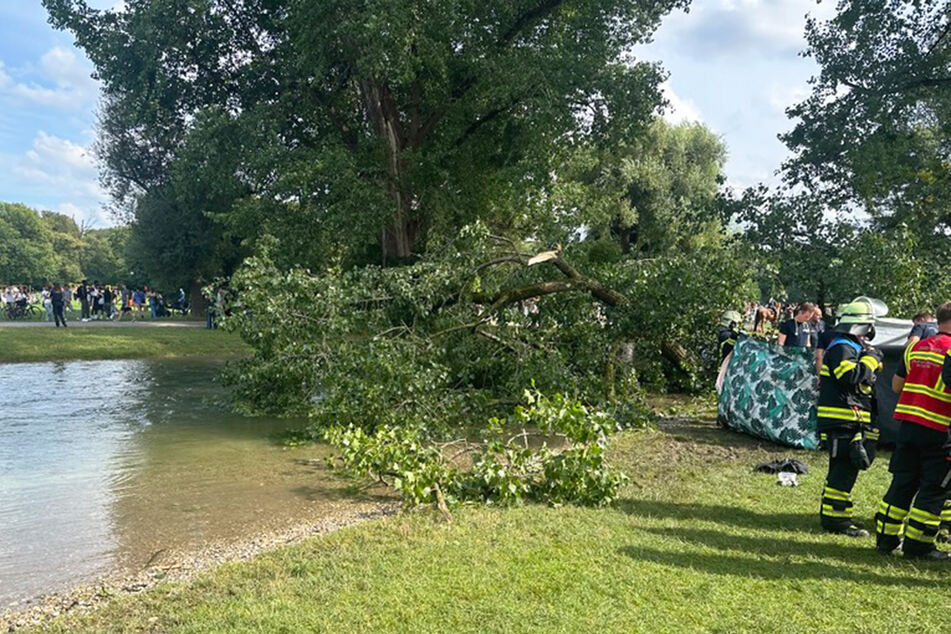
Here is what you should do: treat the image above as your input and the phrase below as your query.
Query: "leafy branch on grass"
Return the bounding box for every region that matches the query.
[324,388,633,514]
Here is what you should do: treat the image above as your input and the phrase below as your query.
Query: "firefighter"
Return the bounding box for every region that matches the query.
[717,310,743,364]
[817,299,883,537]
[875,301,951,560]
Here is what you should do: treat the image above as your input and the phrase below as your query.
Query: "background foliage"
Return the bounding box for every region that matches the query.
[0,202,130,286]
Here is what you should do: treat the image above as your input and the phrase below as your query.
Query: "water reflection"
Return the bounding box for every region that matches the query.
[0,359,354,608]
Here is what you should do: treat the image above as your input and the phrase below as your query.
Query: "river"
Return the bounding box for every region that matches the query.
[0,359,372,609]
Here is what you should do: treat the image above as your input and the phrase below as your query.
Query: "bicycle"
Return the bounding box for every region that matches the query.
[5,303,43,320]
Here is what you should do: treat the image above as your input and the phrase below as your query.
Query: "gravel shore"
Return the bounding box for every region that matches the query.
[1,502,398,632]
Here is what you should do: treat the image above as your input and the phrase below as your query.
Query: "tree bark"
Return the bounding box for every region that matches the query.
[361,78,419,263]
[189,280,208,319]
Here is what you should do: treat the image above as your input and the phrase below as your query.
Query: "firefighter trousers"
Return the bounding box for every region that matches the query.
[876,422,951,554]
[820,426,876,531]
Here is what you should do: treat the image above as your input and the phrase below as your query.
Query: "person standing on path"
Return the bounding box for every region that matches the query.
[906,312,939,348]
[50,283,67,328]
[77,280,90,320]
[133,287,145,316]
[103,285,114,319]
[42,285,53,322]
[778,302,817,349]
[147,287,158,319]
[63,284,73,316]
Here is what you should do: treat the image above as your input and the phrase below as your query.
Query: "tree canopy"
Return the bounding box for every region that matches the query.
[0,202,129,286]
[45,0,687,279]
[782,0,951,235]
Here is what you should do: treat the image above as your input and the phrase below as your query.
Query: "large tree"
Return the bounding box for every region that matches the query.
[782,0,951,235]
[0,203,59,285]
[0,203,129,286]
[558,119,726,256]
[45,0,685,271]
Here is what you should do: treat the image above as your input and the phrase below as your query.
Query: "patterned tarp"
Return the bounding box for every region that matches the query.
[717,337,820,450]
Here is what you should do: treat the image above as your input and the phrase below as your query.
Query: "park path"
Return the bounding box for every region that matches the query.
[0,320,204,328]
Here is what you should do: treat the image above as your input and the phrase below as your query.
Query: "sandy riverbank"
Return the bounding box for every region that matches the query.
[1,502,398,632]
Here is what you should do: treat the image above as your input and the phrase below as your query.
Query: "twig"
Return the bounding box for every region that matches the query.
[434,483,453,523]
[447,444,481,464]
[474,255,528,273]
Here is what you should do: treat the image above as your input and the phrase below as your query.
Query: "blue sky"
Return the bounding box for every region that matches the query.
[0,0,836,228]
[640,0,838,189]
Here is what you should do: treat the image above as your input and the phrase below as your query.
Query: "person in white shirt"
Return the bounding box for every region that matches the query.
[42,286,53,322]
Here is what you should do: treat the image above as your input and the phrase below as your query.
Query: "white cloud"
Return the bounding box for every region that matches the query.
[668,0,838,60]
[25,131,96,173]
[0,46,99,109]
[56,202,85,217]
[767,82,810,115]
[661,81,703,124]
[4,131,110,226]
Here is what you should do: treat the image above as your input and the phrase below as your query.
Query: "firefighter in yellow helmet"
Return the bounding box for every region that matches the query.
[717,310,743,363]
[817,300,884,537]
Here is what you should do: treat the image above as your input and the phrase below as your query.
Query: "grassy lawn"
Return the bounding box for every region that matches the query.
[34,411,951,633]
[0,327,249,363]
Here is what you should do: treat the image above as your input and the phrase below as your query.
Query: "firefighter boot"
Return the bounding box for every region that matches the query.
[821,518,869,538]
[903,547,951,561]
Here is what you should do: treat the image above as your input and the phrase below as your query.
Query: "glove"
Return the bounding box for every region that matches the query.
[849,431,873,471]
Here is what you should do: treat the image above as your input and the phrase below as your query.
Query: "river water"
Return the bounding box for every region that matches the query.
[0,359,363,609]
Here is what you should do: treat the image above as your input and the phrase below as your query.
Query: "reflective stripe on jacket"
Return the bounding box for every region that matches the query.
[895,333,951,432]
[817,335,879,431]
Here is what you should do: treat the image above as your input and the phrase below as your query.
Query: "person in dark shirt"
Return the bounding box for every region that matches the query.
[906,311,938,347]
[103,286,114,319]
[50,283,67,328]
[815,307,838,373]
[77,280,90,320]
[778,302,817,349]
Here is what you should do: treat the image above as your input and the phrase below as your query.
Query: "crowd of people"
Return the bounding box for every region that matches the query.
[1,282,188,325]
[717,298,951,561]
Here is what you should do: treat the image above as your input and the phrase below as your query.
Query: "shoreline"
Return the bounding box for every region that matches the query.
[0,327,249,364]
[0,502,398,632]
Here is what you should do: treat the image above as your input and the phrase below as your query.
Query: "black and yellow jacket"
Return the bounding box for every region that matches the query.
[717,327,738,363]
[817,335,882,431]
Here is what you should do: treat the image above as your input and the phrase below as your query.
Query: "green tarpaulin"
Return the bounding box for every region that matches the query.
[717,337,819,450]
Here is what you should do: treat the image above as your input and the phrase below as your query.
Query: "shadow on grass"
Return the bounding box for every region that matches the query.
[658,419,810,455]
[618,543,938,588]
[639,526,878,565]
[617,499,817,533]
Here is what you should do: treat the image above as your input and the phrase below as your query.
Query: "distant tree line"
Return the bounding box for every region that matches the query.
[0,202,135,287]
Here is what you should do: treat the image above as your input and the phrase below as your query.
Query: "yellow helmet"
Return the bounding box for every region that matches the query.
[835,300,875,338]
[719,310,743,328]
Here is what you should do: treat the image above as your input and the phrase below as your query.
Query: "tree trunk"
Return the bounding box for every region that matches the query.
[361,78,421,264]
[382,215,417,262]
[189,280,208,319]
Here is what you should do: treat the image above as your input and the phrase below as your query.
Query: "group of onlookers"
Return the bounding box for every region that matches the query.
[741,300,938,350]
[75,281,174,321]
[718,301,940,378]
[2,282,187,325]
[1,285,32,319]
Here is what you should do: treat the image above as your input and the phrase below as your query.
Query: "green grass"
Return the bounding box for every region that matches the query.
[34,413,951,633]
[0,327,249,362]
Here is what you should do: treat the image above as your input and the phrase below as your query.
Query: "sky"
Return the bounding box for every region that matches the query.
[0,0,838,228]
